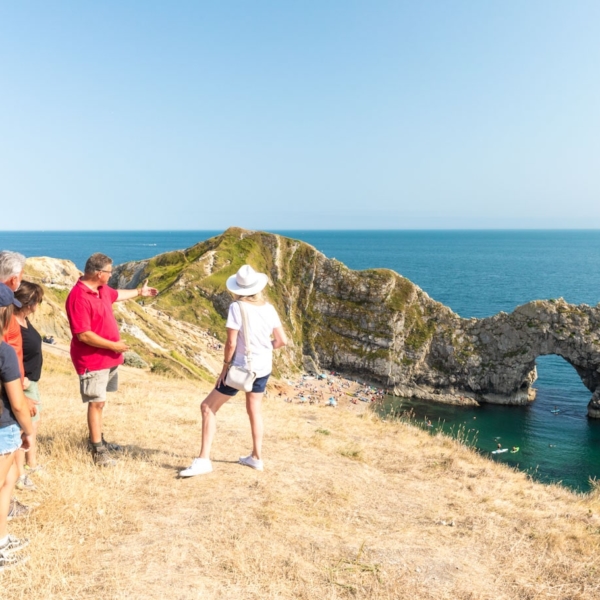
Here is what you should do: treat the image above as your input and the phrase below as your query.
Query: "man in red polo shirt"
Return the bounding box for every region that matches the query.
[66,253,157,466]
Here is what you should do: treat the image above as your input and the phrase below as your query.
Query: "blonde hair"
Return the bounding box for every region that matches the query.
[0,305,14,335]
[234,291,263,303]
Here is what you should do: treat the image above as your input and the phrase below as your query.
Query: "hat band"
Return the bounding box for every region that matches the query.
[236,278,259,289]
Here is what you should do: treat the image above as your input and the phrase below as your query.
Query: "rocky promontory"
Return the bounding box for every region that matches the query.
[107,228,600,418]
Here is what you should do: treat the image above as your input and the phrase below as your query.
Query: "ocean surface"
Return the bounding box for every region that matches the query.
[2,229,600,491]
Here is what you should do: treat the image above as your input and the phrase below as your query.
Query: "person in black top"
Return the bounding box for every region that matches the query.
[13,282,44,490]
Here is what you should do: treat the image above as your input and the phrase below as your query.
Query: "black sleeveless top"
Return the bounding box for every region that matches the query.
[20,318,43,382]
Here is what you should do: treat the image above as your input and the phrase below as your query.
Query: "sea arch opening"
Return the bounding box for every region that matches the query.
[533,354,592,415]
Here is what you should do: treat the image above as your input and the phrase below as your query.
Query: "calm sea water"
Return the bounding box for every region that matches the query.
[0,231,222,272]
[2,230,600,491]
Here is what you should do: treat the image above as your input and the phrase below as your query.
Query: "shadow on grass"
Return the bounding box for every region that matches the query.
[38,432,246,477]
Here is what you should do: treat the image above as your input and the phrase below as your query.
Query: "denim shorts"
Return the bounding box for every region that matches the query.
[216,373,271,397]
[0,424,22,456]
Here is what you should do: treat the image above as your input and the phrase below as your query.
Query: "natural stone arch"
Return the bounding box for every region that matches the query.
[455,301,600,417]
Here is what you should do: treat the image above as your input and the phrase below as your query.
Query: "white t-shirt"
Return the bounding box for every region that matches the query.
[226,301,283,378]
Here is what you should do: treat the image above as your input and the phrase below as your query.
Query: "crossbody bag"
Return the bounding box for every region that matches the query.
[224,301,257,392]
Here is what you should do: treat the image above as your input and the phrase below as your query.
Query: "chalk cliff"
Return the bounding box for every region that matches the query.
[108,228,600,417]
[22,257,81,342]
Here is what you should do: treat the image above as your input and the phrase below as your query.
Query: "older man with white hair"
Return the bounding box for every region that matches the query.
[0,252,26,379]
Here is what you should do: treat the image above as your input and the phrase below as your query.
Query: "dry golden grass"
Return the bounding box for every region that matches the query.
[3,349,600,599]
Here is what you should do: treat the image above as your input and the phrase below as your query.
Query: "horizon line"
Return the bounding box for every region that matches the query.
[2,228,600,233]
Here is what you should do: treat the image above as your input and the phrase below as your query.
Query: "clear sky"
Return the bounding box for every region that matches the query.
[1,1,598,230]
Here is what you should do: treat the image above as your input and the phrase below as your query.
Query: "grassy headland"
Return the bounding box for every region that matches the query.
[3,349,600,599]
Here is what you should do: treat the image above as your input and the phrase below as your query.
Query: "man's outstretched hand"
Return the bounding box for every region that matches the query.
[139,279,158,297]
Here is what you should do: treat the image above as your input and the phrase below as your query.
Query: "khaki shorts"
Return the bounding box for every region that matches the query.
[24,380,41,422]
[79,367,119,403]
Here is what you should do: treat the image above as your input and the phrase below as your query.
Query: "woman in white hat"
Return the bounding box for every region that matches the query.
[180,265,287,476]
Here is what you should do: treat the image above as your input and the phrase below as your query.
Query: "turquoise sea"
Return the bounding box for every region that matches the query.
[2,230,600,491]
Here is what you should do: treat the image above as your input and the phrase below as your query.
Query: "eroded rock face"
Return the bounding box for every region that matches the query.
[23,257,81,342]
[25,256,81,287]
[109,228,600,417]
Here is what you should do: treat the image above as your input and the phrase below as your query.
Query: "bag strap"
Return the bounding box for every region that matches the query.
[237,301,253,370]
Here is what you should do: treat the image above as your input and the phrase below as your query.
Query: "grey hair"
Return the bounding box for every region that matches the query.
[0,251,26,281]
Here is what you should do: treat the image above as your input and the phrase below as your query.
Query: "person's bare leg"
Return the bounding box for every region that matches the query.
[198,389,231,459]
[245,392,264,460]
[25,420,39,468]
[14,447,25,478]
[87,401,105,444]
[0,455,17,538]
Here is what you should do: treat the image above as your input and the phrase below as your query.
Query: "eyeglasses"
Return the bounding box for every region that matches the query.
[97,269,113,274]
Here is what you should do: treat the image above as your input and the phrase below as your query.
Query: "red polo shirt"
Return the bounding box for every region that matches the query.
[65,279,124,375]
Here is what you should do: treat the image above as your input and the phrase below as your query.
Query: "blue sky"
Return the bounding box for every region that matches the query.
[1,1,598,230]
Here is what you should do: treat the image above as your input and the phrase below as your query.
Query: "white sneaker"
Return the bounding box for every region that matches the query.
[239,455,264,471]
[179,458,213,477]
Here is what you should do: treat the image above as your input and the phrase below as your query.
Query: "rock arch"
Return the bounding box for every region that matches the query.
[461,300,600,417]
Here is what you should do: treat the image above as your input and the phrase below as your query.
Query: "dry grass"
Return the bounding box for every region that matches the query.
[3,350,600,599]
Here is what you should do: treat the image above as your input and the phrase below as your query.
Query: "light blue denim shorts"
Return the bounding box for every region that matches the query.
[0,424,22,456]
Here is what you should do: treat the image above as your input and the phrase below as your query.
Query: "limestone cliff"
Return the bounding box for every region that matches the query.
[23,257,81,342]
[109,228,600,418]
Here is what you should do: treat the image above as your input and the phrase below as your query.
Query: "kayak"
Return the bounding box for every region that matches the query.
[510,447,520,453]
[492,449,508,454]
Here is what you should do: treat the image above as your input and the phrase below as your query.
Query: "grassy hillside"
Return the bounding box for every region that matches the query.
[3,349,600,599]
[112,227,449,384]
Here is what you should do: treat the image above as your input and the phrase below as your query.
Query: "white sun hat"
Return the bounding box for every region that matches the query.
[226,265,269,296]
